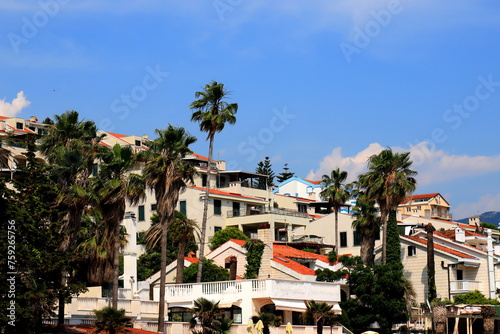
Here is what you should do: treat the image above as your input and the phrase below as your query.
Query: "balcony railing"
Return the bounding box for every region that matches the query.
[450,280,479,292]
[227,207,309,219]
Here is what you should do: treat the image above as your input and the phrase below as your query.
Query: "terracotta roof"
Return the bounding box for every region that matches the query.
[274,244,330,263]
[436,230,485,240]
[403,235,476,259]
[401,193,440,204]
[229,239,246,246]
[187,185,264,201]
[0,116,9,120]
[105,131,127,138]
[185,257,199,264]
[303,179,322,185]
[192,153,209,161]
[273,256,316,275]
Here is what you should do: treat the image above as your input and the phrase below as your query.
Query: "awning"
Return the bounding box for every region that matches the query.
[218,299,242,309]
[271,299,307,312]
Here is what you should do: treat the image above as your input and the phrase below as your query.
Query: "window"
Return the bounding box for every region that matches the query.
[417,206,421,210]
[202,174,207,187]
[168,307,192,322]
[406,207,411,212]
[16,122,23,130]
[179,201,187,216]
[297,204,307,213]
[232,202,240,217]
[408,246,416,256]
[214,226,222,233]
[138,205,145,221]
[135,140,141,146]
[456,269,463,281]
[92,163,98,177]
[375,231,380,240]
[214,199,222,215]
[151,203,157,211]
[340,232,347,248]
[29,126,35,131]
[353,232,361,246]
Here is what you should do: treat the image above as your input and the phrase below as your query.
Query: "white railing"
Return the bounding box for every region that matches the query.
[78,297,99,311]
[450,280,479,291]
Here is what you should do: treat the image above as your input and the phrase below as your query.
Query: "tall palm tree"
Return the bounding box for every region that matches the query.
[424,223,437,302]
[142,125,197,332]
[351,194,381,266]
[304,301,336,334]
[95,144,146,308]
[358,148,417,264]
[190,80,238,283]
[320,168,351,251]
[38,110,104,325]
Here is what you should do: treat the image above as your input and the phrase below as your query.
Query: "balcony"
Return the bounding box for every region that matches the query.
[225,208,311,230]
[450,280,479,293]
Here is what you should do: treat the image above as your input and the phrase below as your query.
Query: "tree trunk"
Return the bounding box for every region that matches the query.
[196,135,214,283]
[433,305,447,334]
[176,239,186,283]
[334,211,339,252]
[57,286,65,328]
[360,232,376,266]
[482,306,496,334]
[112,222,120,309]
[425,223,436,302]
[157,220,169,332]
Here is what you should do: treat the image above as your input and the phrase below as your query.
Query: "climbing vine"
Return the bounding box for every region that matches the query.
[243,239,265,279]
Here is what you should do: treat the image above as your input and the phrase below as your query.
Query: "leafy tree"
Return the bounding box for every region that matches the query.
[255,156,275,189]
[304,301,337,334]
[184,259,230,283]
[137,248,163,281]
[190,80,238,284]
[142,125,197,332]
[320,168,351,250]
[209,227,249,250]
[93,307,131,334]
[358,148,417,264]
[0,135,86,333]
[453,290,499,305]
[276,163,294,183]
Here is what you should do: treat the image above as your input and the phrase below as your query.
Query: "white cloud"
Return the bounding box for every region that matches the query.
[453,193,500,220]
[0,91,31,117]
[307,142,500,187]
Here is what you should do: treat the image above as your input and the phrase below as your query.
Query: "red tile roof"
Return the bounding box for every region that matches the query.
[187,185,264,201]
[185,257,199,264]
[401,193,439,204]
[106,131,127,138]
[303,179,322,185]
[403,235,476,259]
[192,153,209,161]
[0,116,9,120]
[273,256,316,275]
[435,230,485,240]
[274,244,330,263]
[229,239,246,246]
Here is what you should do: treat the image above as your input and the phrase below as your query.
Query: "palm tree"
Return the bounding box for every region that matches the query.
[93,306,131,334]
[304,301,336,334]
[38,110,104,326]
[94,144,146,308]
[320,168,351,250]
[253,313,282,334]
[481,306,496,334]
[189,297,222,334]
[358,148,417,264]
[142,125,197,333]
[424,223,437,302]
[190,80,238,283]
[351,195,381,266]
[143,211,199,283]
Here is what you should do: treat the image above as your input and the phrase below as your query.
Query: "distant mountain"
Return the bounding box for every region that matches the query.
[456,211,500,227]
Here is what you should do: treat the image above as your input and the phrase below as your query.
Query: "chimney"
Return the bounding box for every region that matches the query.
[216,160,226,171]
[468,216,480,226]
[29,116,38,122]
[455,227,465,243]
[257,225,273,279]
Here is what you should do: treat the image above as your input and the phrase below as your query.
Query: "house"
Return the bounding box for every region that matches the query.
[399,193,452,221]
[399,226,500,305]
[274,176,323,201]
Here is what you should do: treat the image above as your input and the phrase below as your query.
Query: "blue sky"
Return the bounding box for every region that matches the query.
[1,0,500,219]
